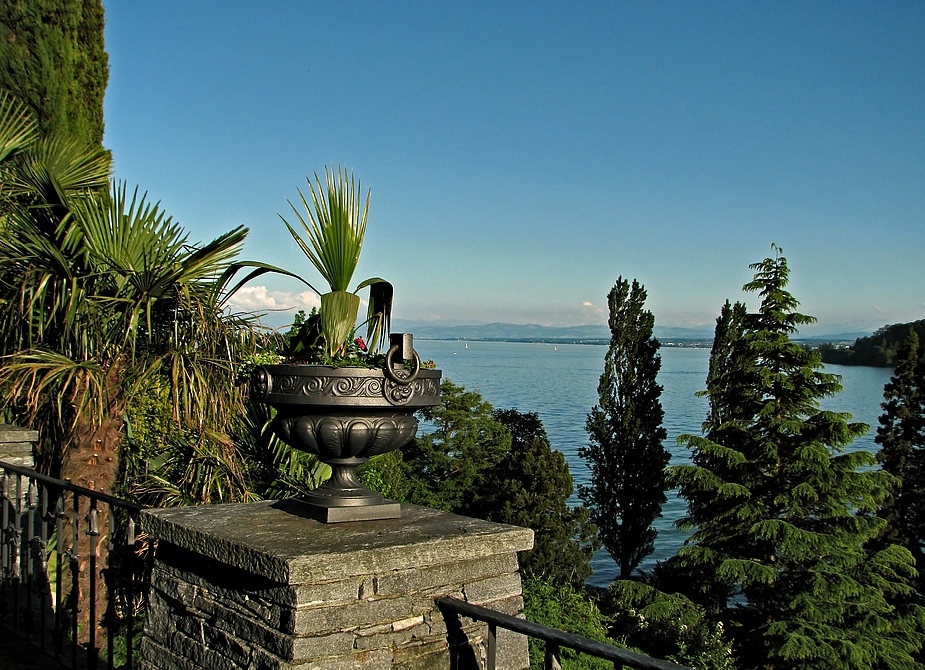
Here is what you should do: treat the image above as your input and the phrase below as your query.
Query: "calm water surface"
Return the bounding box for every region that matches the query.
[415,340,893,587]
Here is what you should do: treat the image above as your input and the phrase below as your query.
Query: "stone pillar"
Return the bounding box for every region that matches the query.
[140,501,533,670]
[0,424,38,469]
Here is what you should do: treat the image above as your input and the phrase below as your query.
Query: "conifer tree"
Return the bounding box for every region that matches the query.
[400,388,600,587]
[400,380,512,513]
[482,409,599,588]
[670,247,924,669]
[580,277,669,579]
[0,0,108,147]
[876,329,925,588]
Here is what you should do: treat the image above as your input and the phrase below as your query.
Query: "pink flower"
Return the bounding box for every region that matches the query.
[354,337,367,351]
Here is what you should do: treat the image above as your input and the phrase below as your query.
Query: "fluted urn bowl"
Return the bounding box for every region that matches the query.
[250,363,441,522]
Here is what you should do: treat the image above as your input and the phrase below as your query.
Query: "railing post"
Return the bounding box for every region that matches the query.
[70,489,80,670]
[54,494,65,657]
[486,621,497,670]
[545,641,562,670]
[24,479,37,636]
[11,474,22,634]
[1,474,8,579]
[106,508,116,670]
[87,497,100,669]
[39,486,49,650]
[126,517,137,670]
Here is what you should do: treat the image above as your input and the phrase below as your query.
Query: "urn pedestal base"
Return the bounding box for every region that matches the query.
[139,502,533,670]
[279,497,401,523]
[295,456,402,521]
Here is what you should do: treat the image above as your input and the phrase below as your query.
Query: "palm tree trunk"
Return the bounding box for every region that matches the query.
[59,366,125,651]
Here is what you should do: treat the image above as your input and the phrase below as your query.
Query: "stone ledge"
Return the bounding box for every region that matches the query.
[0,424,38,469]
[0,424,39,444]
[141,501,534,584]
[141,501,532,669]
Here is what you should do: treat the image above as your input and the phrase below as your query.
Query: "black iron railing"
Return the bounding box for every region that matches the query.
[3,459,691,670]
[0,461,152,670]
[436,596,691,670]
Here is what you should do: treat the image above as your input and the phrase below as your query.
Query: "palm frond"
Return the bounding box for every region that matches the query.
[281,166,370,293]
[0,349,109,427]
[217,261,321,307]
[6,134,110,208]
[0,91,38,162]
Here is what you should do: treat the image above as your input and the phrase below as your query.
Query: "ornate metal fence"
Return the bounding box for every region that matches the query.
[0,461,152,670]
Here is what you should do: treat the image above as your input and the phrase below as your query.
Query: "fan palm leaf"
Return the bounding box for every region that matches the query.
[0,350,109,426]
[278,166,394,356]
[282,166,369,293]
[0,91,38,162]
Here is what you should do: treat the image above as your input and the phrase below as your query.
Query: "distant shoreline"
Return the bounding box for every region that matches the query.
[419,337,712,348]
[417,336,858,349]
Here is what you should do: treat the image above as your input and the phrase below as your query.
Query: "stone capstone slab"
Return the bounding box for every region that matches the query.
[0,424,38,468]
[140,500,534,584]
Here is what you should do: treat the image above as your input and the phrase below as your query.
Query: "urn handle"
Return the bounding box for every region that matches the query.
[384,333,421,385]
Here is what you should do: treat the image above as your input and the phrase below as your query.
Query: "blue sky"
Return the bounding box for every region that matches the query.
[102,1,924,335]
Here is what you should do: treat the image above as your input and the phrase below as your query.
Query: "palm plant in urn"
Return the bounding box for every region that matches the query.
[250,166,440,521]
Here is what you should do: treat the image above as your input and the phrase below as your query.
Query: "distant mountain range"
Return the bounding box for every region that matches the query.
[394,320,714,343]
[392,320,872,345]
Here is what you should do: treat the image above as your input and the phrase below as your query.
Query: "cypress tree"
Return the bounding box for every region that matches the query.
[483,409,599,588]
[670,247,924,668]
[0,0,108,147]
[579,277,669,579]
[400,379,512,513]
[876,329,925,589]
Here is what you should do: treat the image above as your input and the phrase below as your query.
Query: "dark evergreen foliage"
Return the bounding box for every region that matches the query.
[482,409,599,587]
[670,247,925,669]
[875,329,925,591]
[397,382,600,587]
[0,0,108,147]
[580,277,669,579]
[400,379,512,512]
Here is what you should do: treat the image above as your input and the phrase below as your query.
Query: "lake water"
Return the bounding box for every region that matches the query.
[413,339,894,587]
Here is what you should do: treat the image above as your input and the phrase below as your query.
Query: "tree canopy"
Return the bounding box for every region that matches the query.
[669,247,924,668]
[580,277,669,579]
[396,381,598,587]
[0,0,108,147]
[820,319,925,368]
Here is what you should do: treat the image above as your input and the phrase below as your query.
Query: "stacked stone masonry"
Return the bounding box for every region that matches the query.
[0,424,38,469]
[140,501,534,670]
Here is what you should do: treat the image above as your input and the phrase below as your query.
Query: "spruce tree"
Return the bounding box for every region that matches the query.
[0,0,108,147]
[876,329,925,588]
[670,247,924,669]
[579,277,669,579]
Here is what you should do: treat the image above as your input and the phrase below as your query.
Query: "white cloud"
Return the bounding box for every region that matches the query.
[226,285,321,312]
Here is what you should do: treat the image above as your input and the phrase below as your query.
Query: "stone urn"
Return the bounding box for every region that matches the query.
[250,335,441,522]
